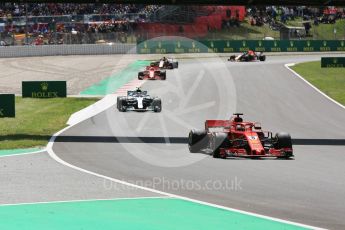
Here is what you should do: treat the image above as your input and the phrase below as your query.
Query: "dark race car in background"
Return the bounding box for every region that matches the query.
[117,89,162,112]
[228,51,266,62]
[138,66,166,80]
[188,113,293,159]
[151,58,178,69]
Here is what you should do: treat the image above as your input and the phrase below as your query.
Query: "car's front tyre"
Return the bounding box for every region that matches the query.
[275,132,293,159]
[118,98,127,112]
[259,55,266,61]
[152,98,162,112]
[138,72,144,80]
[160,71,166,80]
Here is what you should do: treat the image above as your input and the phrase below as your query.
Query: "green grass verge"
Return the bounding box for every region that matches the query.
[291,61,345,105]
[0,97,98,150]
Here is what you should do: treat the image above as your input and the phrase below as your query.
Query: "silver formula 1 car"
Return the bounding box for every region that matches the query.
[117,89,162,112]
[151,58,179,69]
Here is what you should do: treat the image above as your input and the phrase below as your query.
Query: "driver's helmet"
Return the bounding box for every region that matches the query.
[236,124,245,131]
[136,87,142,93]
[234,117,243,122]
[150,62,155,67]
[248,50,255,56]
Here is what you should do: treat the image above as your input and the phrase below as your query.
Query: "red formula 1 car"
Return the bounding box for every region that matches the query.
[138,65,166,80]
[188,113,293,159]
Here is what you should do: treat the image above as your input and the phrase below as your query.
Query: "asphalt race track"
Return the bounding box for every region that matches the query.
[0,152,161,204]
[53,55,345,229]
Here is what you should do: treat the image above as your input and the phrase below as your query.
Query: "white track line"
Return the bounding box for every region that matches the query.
[0,196,168,207]
[285,63,345,110]
[0,148,46,158]
[47,116,325,230]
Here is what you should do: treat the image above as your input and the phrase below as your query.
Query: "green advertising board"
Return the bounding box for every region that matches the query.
[321,57,345,68]
[137,40,345,54]
[0,94,15,118]
[22,81,67,98]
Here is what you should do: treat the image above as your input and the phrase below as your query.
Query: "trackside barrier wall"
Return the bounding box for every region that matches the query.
[0,44,136,58]
[1,41,345,57]
[137,40,345,54]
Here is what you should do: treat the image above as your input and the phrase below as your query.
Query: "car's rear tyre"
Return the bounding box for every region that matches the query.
[211,133,228,158]
[153,98,162,112]
[188,129,208,153]
[259,55,266,61]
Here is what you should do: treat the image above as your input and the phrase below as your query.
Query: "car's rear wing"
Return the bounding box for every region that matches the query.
[127,91,147,96]
[205,120,231,131]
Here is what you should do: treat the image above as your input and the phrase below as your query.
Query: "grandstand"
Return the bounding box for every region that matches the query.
[0,4,344,45]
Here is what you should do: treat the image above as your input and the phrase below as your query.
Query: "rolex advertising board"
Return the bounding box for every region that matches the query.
[22,81,67,98]
[0,94,15,118]
[137,40,345,54]
[321,57,345,68]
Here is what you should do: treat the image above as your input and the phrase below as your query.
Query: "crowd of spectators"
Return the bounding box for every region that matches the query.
[0,3,161,45]
[247,6,345,38]
[0,3,150,17]
[248,6,345,26]
[1,4,345,46]
[0,20,136,45]
[221,9,241,29]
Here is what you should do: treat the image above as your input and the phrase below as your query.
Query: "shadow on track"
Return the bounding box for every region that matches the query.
[0,134,51,141]
[54,136,345,146]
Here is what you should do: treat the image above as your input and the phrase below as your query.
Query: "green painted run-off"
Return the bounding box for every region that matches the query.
[0,147,42,157]
[80,60,150,96]
[0,198,310,230]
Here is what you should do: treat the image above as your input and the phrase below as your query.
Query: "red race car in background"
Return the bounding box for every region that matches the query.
[138,65,166,80]
[228,50,266,62]
[188,113,293,159]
